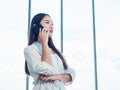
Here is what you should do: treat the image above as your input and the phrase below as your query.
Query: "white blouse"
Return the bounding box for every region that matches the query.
[24,42,75,90]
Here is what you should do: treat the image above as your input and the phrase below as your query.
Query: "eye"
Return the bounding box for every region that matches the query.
[45,22,49,24]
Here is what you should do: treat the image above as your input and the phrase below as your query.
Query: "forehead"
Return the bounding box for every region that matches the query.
[42,15,53,22]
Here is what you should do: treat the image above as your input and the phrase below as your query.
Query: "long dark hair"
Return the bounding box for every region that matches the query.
[25,13,68,75]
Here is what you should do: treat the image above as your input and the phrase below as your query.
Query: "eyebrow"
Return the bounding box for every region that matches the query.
[43,20,50,22]
[44,20,53,23]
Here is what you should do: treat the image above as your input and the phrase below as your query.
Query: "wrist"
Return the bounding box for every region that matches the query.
[42,43,49,49]
[56,74,62,81]
[50,75,61,81]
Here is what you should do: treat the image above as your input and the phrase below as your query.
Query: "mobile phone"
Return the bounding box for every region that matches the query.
[33,23,43,35]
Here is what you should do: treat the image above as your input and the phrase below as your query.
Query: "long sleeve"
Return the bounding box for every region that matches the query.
[61,55,75,85]
[63,67,75,85]
[53,52,75,85]
[24,46,56,76]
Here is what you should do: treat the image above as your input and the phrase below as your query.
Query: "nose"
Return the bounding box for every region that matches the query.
[49,24,53,29]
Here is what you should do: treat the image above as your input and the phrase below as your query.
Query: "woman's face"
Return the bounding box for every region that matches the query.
[40,15,54,37]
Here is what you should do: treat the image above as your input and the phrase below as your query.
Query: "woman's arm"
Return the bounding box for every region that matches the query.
[41,44,52,65]
[39,29,53,65]
[57,74,72,83]
[39,74,72,83]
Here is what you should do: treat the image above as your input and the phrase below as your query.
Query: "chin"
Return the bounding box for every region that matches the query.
[49,33,53,37]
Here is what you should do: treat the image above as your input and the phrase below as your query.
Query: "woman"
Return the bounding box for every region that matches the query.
[24,13,75,90]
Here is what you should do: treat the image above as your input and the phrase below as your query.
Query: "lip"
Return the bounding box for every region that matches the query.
[49,30,53,33]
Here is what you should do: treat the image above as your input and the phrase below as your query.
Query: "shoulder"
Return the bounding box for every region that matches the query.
[24,42,42,54]
[24,44,34,53]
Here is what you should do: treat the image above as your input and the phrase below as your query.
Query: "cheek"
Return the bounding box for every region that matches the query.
[49,33,53,37]
[43,24,49,28]
[41,23,48,28]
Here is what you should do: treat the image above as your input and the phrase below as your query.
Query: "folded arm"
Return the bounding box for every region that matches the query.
[39,74,72,83]
[39,67,75,84]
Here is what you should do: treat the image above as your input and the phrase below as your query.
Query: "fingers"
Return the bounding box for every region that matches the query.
[38,28,49,44]
[40,75,50,82]
[42,28,49,34]
[39,28,49,35]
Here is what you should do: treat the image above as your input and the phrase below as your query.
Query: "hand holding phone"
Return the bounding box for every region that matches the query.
[32,23,43,35]
[38,28,49,45]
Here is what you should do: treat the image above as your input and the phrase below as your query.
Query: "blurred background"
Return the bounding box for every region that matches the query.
[0,0,120,90]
